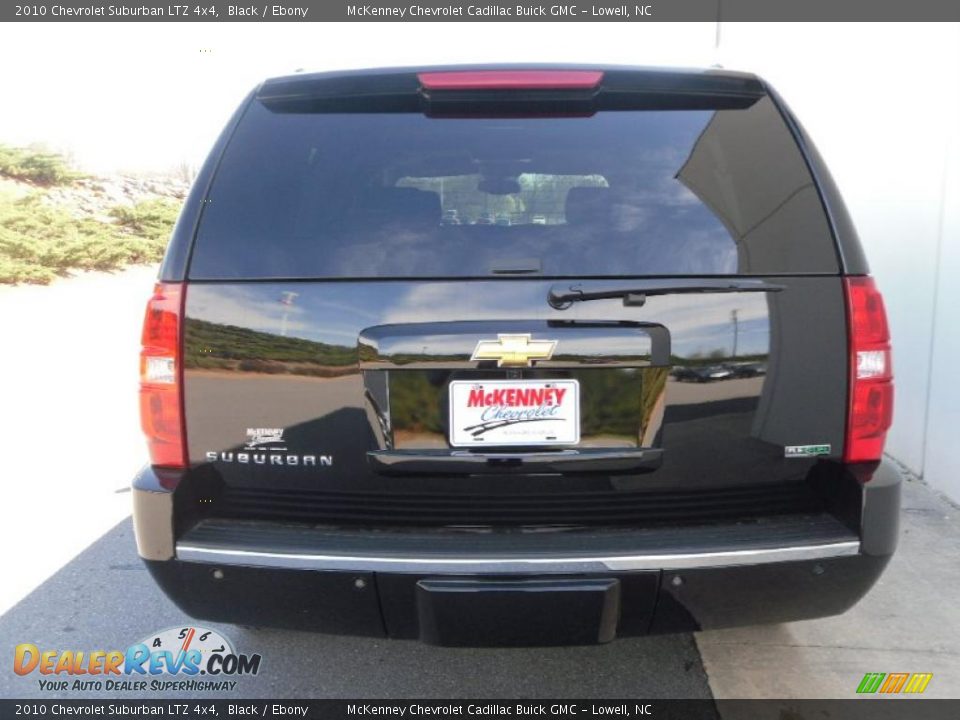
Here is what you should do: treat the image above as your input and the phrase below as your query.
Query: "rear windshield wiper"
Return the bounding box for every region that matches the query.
[548,279,785,310]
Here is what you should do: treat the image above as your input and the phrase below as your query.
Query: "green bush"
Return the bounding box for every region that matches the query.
[0,144,83,186]
[0,256,58,284]
[110,198,181,243]
[0,195,181,284]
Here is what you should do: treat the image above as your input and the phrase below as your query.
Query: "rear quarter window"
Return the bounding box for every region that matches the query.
[189,95,838,279]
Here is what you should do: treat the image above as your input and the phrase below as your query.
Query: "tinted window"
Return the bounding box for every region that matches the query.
[190,96,838,279]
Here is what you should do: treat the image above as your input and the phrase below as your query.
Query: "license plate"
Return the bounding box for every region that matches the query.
[448,379,580,447]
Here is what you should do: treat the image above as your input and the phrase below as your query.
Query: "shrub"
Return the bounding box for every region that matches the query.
[0,255,58,285]
[237,359,288,374]
[111,198,181,243]
[0,145,83,186]
[0,195,181,284]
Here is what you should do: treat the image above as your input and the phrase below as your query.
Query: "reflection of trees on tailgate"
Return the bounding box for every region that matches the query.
[183,318,356,376]
[388,373,444,435]
[578,369,664,439]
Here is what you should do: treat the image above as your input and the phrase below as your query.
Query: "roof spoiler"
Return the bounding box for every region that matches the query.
[257,67,766,115]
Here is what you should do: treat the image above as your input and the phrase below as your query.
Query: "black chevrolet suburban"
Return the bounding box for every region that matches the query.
[134,66,899,646]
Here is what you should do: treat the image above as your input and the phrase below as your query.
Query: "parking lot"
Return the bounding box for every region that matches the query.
[0,267,957,702]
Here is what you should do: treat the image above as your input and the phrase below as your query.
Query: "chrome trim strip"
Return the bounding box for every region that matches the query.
[176,540,860,574]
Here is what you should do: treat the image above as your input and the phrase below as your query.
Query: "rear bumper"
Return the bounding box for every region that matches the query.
[133,461,901,645]
[144,553,891,645]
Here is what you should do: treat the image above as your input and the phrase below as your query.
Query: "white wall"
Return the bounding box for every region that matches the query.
[925,104,960,501]
[718,23,960,500]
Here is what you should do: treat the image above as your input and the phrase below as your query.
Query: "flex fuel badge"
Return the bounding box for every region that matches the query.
[785,444,831,458]
[13,625,261,693]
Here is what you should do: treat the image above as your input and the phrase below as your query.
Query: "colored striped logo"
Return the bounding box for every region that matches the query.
[857,672,933,694]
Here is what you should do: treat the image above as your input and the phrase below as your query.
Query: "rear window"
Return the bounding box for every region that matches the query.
[189,95,838,279]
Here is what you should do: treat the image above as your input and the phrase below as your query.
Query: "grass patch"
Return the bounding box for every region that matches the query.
[0,144,84,186]
[0,194,181,285]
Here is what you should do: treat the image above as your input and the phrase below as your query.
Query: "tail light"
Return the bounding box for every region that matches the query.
[844,277,893,467]
[139,282,186,468]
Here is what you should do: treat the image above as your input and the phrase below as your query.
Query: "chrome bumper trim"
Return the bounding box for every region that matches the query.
[176,540,860,574]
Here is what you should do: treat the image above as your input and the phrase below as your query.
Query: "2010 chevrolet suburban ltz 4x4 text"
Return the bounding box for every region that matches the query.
[133,66,899,646]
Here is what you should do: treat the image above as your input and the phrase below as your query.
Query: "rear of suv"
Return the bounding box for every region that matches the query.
[133,66,899,646]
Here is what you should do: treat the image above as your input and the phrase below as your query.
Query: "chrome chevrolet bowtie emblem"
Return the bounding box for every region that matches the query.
[471,334,557,367]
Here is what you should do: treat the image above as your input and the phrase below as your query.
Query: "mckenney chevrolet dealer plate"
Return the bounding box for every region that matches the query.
[448,379,580,447]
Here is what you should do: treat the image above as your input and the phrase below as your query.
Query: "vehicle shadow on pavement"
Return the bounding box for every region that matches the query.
[0,519,715,703]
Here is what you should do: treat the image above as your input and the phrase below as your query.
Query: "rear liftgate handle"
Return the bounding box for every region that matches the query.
[367,447,664,476]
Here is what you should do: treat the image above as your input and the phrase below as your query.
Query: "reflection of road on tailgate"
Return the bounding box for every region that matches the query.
[666,376,764,404]
[660,376,779,490]
[185,372,363,458]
